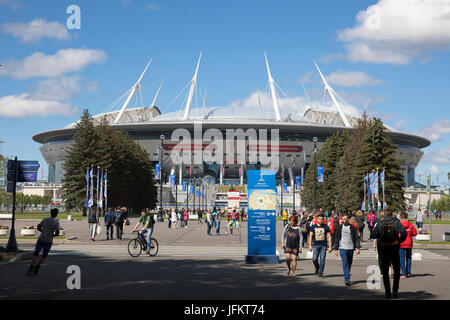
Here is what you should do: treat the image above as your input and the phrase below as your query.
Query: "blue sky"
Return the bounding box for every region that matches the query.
[0,0,449,188]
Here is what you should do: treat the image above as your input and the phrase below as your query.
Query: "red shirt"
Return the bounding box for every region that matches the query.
[400,220,417,248]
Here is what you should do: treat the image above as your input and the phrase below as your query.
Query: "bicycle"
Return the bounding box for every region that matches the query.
[128,231,159,257]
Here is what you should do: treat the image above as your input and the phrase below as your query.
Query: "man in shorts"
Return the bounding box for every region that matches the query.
[26,208,60,276]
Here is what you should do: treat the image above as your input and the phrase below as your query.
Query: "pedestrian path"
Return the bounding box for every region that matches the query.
[50,244,449,261]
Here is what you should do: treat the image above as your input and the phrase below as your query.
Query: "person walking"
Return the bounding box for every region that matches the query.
[355,210,366,242]
[171,209,177,229]
[333,213,361,285]
[414,208,424,232]
[309,213,332,277]
[370,208,407,299]
[228,219,234,235]
[26,208,60,276]
[88,206,100,241]
[368,211,377,236]
[399,212,418,278]
[114,206,125,240]
[179,209,185,228]
[299,214,309,248]
[282,209,289,227]
[206,209,212,236]
[281,215,303,277]
[121,207,129,233]
[104,207,114,240]
[184,209,189,228]
[198,209,203,224]
[215,210,223,235]
[231,209,237,228]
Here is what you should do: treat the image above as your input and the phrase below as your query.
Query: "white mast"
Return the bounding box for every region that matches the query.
[313,59,351,128]
[114,57,153,124]
[264,52,282,121]
[183,51,202,120]
[151,80,164,107]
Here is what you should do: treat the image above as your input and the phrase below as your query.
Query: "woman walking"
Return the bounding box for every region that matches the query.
[206,209,212,236]
[171,209,177,229]
[281,215,303,277]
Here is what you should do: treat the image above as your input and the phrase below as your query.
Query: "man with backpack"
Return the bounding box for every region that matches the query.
[370,208,407,299]
[114,206,125,240]
[104,207,115,240]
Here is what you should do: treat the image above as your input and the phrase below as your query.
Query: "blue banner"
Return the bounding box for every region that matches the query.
[247,170,277,258]
[189,186,194,195]
[317,166,324,183]
[283,182,288,193]
[182,181,187,192]
[169,174,176,187]
[295,176,301,190]
[155,163,160,180]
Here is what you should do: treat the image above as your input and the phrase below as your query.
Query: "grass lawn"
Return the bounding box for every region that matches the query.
[415,241,450,245]
[0,236,67,240]
[408,219,450,225]
[0,213,86,220]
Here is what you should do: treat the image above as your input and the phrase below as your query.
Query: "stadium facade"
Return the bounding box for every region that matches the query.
[32,54,430,188]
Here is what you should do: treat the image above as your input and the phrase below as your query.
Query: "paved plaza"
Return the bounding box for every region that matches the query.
[1,218,450,300]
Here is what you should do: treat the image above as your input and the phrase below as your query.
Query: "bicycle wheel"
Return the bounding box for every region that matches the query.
[128,238,142,257]
[149,238,159,256]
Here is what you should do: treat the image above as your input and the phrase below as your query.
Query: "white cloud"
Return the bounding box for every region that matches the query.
[31,76,81,101]
[422,144,450,165]
[147,3,160,11]
[429,165,442,175]
[86,81,99,93]
[0,49,107,80]
[325,71,384,87]
[0,93,77,118]
[337,0,450,64]
[1,19,70,43]
[0,0,20,10]
[415,119,450,142]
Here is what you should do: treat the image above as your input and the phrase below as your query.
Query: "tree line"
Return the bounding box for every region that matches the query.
[62,109,157,214]
[301,115,406,213]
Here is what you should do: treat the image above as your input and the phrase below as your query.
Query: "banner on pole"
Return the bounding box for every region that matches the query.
[155,163,161,180]
[317,166,324,183]
[295,176,301,190]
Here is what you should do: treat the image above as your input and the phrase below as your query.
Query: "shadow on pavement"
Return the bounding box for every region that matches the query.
[0,251,436,300]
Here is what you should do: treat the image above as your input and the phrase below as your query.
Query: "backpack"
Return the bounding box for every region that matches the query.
[114,210,123,224]
[380,220,399,246]
[105,212,113,225]
[300,221,307,233]
[150,215,156,225]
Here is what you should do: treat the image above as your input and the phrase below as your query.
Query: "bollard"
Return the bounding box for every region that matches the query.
[412,253,423,261]
[67,215,72,221]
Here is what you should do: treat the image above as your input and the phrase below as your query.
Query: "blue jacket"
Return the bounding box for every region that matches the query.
[104,211,114,225]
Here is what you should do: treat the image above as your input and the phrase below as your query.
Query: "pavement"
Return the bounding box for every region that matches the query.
[1,218,450,300]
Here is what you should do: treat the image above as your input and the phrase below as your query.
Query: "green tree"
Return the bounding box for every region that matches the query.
[353,118,405,211]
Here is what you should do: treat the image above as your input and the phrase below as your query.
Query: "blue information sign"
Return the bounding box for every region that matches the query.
[245,170,279,264]
[7,160,40,183]
[317,166,324,183]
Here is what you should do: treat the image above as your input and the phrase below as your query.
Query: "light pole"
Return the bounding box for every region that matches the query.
[158,134,165,222]
[313,137,318,211]
[280,169,284,215]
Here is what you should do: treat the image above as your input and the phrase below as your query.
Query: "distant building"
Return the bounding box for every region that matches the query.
[17,182,63,202]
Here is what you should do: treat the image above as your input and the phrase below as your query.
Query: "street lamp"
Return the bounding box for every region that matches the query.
[280,169,284,215]
[313,136,318,212]
[158,134,165,222]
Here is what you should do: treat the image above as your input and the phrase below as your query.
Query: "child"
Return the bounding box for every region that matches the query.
[228,219,234,235]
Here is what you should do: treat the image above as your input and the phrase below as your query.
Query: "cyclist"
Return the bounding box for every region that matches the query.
[132,210,154,254]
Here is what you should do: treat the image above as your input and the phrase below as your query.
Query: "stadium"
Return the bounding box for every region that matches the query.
[32,54,430,208]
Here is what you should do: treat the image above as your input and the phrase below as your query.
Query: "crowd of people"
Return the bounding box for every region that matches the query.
[163,207,246,236]
[281,207,418,299]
